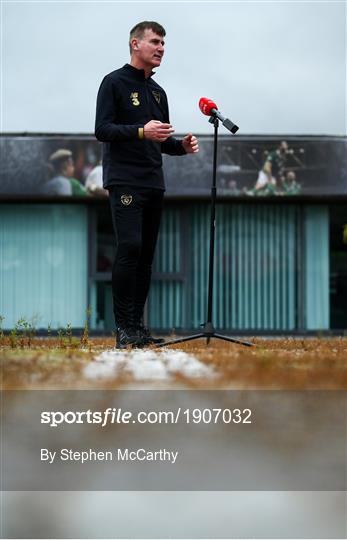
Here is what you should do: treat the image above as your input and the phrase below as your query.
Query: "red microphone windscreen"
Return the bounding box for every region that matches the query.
[199,97,218,116]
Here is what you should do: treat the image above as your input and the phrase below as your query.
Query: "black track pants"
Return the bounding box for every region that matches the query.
[108,185,164,328]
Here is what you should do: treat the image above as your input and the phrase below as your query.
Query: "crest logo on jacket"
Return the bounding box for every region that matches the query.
[130,92,140,106]
[152,91,161,104]
[121,195,133,206]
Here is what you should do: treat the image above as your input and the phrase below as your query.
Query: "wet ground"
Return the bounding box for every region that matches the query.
[1,336,346,389]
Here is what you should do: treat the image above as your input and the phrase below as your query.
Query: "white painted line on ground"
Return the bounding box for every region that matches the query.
[84,348,215,381]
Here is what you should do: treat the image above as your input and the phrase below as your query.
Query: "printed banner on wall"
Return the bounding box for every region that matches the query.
[1,135,346,197]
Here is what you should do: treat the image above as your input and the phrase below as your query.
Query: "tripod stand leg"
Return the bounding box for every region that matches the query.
[214,333,254,347]
[156,332,254,348]
[156,333,206,348]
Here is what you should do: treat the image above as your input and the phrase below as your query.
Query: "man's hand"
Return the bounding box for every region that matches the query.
[182,133,199,154]
[144,120,175,142]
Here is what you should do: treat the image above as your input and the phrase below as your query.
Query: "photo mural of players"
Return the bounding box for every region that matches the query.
[0,137,105,198]
[163,136,347,197]
[41,149,88,196]
[0,135,346,198]
[245,141,302,196]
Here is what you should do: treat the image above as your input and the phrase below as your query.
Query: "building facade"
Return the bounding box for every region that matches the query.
[0,134,346,333]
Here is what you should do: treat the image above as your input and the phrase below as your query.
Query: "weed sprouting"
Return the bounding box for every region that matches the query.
[1,314,91,350]
[80,307,91,348]
[56,324,80,349]
[0,315,5,342]
[9,326,17,348]
[66,323,72,345]
[7,317,37,348]
[57,327,66,348]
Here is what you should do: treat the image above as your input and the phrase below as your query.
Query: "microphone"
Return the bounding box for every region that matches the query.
[199,97,239,134]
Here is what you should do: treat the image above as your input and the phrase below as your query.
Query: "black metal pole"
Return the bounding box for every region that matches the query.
[206,118,218,326]
[204,118,219,344]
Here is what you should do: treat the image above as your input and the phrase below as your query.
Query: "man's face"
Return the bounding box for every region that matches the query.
[280,141,288,154]
[62,157,74,178]
[133,29,165,69]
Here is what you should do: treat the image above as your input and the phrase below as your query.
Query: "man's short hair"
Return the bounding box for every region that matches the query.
[129,21,166,54]
[49,149,73,173]
[49,148,72,164]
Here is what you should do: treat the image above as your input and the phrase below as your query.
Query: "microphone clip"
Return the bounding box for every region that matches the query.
[209,116,218,126]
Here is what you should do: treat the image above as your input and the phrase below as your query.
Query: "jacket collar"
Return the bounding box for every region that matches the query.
[123,63,155,80]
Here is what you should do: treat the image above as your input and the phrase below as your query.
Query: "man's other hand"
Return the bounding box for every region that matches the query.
[182,133,199,154]
[144,120,175,142]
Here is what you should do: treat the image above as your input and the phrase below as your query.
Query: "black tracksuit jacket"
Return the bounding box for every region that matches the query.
[95,63,186,190]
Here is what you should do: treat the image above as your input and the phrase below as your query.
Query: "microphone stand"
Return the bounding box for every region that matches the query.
[157,116,253,348]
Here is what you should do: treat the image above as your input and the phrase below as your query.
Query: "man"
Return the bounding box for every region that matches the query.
[95,21,199,348]
[247,141,289,196]
[85,161,108,197]
[281,170,301,195]
[42,149,88,196]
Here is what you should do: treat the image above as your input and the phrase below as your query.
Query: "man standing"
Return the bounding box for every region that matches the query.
[250,141,289,195]
[95,21,199,348]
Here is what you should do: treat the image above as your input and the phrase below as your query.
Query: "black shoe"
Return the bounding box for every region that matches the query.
[115,326,144,349]
[136,324,165,345]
